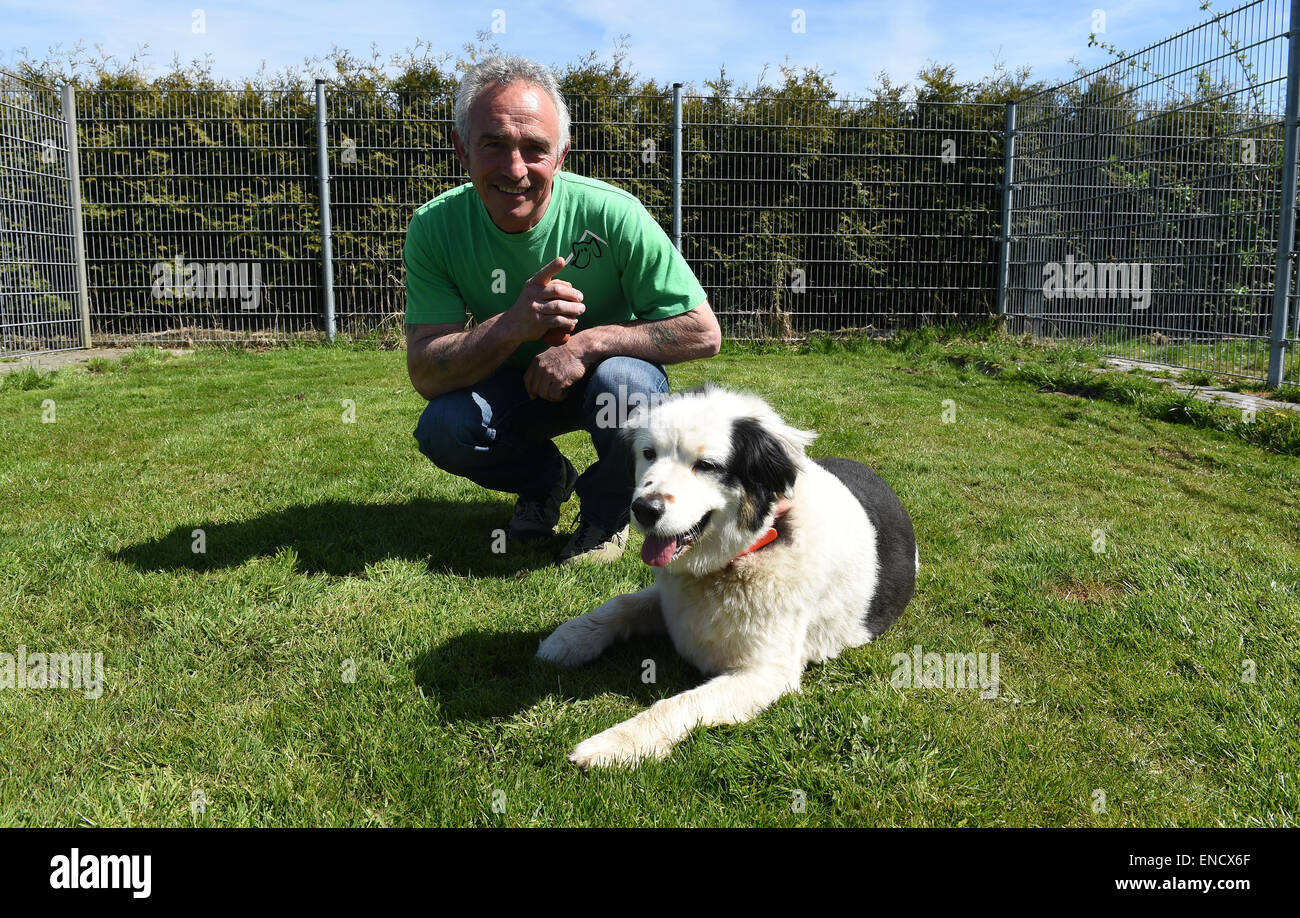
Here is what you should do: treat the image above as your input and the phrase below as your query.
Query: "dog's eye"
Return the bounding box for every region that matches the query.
[642,448,656,461]
[693,459,720,473]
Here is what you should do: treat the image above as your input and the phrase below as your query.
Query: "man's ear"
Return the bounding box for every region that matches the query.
[451,130,470,172]
[555,143,570,172]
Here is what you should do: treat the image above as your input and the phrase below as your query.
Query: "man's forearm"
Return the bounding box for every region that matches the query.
[567,303,722,368]
[408,313,524,401]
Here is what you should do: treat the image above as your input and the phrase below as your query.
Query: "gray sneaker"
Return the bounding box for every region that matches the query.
[557,516,629,564]
[508,457,578,542]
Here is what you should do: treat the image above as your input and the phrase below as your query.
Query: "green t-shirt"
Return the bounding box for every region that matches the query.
[403,172,708,368]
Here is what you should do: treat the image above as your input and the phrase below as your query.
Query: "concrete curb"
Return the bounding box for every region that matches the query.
[1098,357,1300,416]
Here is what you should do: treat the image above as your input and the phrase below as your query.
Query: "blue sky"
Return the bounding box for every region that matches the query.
[1,0,1208,94]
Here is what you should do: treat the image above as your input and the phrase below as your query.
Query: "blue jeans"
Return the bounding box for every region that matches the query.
[413,356,670,531]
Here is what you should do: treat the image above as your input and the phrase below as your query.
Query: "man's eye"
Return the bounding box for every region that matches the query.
[642,448,656,461]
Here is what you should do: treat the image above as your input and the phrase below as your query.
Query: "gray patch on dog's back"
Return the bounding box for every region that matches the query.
[814,457,916,637]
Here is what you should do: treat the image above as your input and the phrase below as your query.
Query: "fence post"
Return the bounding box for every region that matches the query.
[672,83,683,252]
[314,79,337,343]
[996,100,1017,323]
[1269,0,1300,387]
[61,84,91,349]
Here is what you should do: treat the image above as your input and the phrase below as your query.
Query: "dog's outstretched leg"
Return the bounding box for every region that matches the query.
[569,665,801,769]
[536,587,664,668]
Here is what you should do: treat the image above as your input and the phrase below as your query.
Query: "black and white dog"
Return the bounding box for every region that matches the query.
[537,385,917,768]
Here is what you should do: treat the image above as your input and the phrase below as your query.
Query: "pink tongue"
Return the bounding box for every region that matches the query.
[641,534,678,567]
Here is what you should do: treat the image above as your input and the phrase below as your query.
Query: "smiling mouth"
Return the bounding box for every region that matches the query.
[640,511,712,567]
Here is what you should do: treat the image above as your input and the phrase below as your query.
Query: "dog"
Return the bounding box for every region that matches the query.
[536,384,917,768]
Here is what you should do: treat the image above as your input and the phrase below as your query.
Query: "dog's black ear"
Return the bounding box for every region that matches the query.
[728,417,799,530]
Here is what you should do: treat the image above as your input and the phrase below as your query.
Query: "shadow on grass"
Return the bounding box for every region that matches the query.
[413,627,701,722]
[111,498,562,577]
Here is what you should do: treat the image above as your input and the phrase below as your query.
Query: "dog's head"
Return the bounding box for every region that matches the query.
[622,384,816,575]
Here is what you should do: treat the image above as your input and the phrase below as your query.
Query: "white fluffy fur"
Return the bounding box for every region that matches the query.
[537,387,899,769]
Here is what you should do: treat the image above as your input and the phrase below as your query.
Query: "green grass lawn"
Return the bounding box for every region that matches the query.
[1,335,1297,826]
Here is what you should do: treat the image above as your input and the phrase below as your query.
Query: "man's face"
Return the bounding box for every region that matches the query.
[453,81,568,234]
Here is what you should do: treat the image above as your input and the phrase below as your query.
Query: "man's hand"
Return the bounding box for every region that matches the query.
[524,340,588,401]
[405,257,588,402]
[502,256,585,345]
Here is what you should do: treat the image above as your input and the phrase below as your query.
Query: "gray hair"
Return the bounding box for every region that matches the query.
[454,55,571,153]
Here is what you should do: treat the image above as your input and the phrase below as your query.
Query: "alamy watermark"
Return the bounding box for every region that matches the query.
[594,384,668,429]
[1,645,104,699]
[151,253,263,310]
[50,848,150,898]
[890,645,1000,699]
[1042,255,1152,310]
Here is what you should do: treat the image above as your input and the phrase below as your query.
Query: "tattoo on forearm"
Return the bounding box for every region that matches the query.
[648,319,680,354]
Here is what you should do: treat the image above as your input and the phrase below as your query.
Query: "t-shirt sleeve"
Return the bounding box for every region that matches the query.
[617,200,708,321]
[403,207,468,325]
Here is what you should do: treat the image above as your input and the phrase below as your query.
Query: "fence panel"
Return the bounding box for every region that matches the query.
[76,87,320,345]
[1005,0,1300,384]
[0,70,84,358]
[324,90,452,339]
[320,90,1004,342]
[682,97,1006,338]
[53,86,1010,349]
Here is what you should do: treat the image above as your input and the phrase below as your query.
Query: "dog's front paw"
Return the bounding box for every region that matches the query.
[536,618,606,668]
[569,722,672,770]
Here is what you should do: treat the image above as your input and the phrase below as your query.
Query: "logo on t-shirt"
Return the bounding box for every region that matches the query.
[565,230,609,269]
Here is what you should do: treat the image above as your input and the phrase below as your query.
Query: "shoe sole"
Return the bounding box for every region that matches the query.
[556,527,630,565]
[557,544,626,564]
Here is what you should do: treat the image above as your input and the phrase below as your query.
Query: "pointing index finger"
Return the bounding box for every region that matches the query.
[530,255,567,286]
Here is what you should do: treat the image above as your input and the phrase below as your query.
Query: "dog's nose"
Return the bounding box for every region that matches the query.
[632,495,666,528]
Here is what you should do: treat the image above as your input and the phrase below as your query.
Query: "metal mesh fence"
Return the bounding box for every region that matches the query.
[1005,0,1300,384]
[57,87,1007,351]
[4,85,1017,355]
[0,70,84,357]
[683,97,1004,338]
[323,91,453,340]
[75,88,321,345]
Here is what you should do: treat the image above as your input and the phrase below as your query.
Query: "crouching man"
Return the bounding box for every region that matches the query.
[405,54,720,563]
